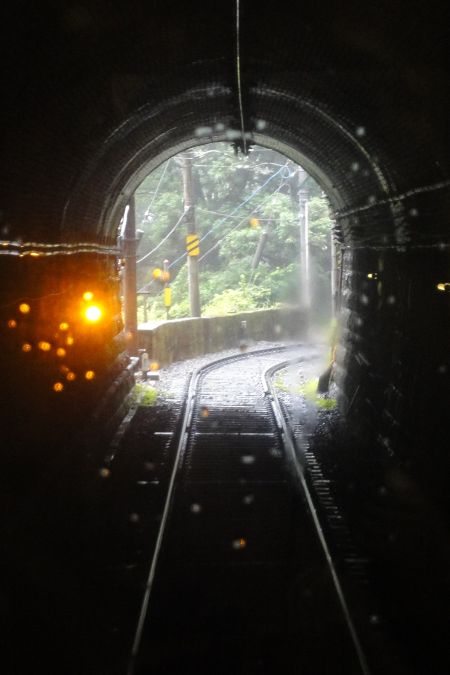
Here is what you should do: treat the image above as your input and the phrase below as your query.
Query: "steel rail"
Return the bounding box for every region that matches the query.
[263,357,371,675]
[126,344,301,675]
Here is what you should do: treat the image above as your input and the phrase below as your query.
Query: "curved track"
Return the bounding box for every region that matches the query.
[127,345,369,675]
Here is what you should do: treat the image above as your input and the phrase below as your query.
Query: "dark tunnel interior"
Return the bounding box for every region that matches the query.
[0,2,449,673]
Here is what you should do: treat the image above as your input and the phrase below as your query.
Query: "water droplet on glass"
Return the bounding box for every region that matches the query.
[387,295,396,305]
[144,461,155,471]
[129,513,140,523]
[195,126,213,137]
[351,162,360,172]
[190,503,202,514]
[242,494,255,505]
[369,614,381,626]
[215,122,225,132]
[232,538,247,550]
[256,119,267,131]
[437,364,447,374]
[99,467,110,478]
[200,406,209,418]
[274,324,282,335]
[368,195,376,205]
[355,317,364,327]
[240,455,255,465]
[360,294,370,305]
[409,208,418,217]
[356,126,366,137]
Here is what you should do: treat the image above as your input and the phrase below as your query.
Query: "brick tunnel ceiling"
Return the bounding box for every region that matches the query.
[2,0,450,250]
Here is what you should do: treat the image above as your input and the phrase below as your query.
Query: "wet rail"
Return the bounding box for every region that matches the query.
[126,345,370,675]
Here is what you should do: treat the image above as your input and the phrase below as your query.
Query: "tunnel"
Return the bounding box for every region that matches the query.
[1,1,449,673]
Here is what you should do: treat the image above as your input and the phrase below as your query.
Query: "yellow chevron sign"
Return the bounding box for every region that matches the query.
[186,234,200,256]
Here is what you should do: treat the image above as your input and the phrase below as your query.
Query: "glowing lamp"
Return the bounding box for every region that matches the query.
[53,382,64,392]
[84,305,102,322]
[19,303,30,314]
[85,370,95,380]
[152,268,162,280]
[83,291,94,301]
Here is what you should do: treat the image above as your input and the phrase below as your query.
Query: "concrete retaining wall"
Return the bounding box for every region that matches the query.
[138,307,306,366]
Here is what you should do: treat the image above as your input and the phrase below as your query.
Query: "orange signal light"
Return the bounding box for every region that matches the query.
[84,305,102,322]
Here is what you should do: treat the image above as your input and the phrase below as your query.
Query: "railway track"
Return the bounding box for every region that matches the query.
[123,345,370,675]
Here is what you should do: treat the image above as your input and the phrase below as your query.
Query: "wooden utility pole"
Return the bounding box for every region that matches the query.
[297,168,311,310]
[123,195,138,354]
[182,155,201,317]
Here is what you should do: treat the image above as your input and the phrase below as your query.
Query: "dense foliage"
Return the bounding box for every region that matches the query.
[131,143,334,322]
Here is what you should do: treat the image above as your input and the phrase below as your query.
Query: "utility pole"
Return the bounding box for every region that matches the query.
[297,168,311,311]
[182,155,201,317]
[123,195,138,354]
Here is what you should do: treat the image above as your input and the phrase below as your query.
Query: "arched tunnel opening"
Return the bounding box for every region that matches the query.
[1,2,449,674]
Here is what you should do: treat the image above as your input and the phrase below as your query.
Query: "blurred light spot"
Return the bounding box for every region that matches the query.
[377,485,387,497]
[195,126,213,137]
[255,119,267,130]
[56,347,66,358]
[274,323,282,335]
[367,195,376,205]
[144,461,155,471]
[149,361,159,371]
[351,161,360,172]
[99,467,110,478]
[437,365,447,374]
[355,317,364,327]
[436,282,450,292]
[129,513,140,523]
[240,455,255,465]
[215,122,225,132]
[232,538,247,550]
[369,614,381,626]
[355,126,366,137]
[59,322,69,331]
[29,251,40,257]
[7,319,17,328]
[190,503,202,514]
[152,268,162,280]
[249,217,260,228]
[59,365,70,374]
[409,208,418,217]
[200,406,209,418]
[38,341,51,351]
[53,382,64,392]
[66,371,76,381]
[387,295,396,305]
[19,303,30,314]
[84,305,102,322]
[85,370,95,380]
[242,494,255,505]
[22,343,32,353]
[66,336,75,346]
[367,273,377,280]
[83,291,94,301]
[360,294,370,305]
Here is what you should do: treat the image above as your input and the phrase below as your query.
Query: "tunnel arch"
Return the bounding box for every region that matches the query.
[1,1,449,492]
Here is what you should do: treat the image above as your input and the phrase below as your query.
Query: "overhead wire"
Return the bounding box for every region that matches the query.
[136,208,188,264]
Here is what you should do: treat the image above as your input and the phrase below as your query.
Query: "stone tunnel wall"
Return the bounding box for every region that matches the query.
[138,306,306,366]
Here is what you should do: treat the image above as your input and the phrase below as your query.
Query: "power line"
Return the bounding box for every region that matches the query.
[136,208,188,265]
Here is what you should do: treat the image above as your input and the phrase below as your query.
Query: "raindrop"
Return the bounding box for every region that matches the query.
[255,119,267,131]
[369,614,381,626]
[200,406,209,418]
[360,294,370,305]
[409,208,418,217]
[144,461,155,471]
[377,485,387,496]
[351,161,360,172]
[225,129,242,141]
[215,122,225,132]
[437,365,447,375]
[232,538,247,550]
[274,324,282,335]
[386,295,396,305]
[99,467,111,478]
[367,195,377,205]
[190,503,202,514]
[240,455,255,465]
[242,494,255,505]
[129,513,140,523]
[195,126,213,137]
[355,126,366,137]
[355,317,364,327]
